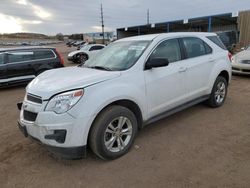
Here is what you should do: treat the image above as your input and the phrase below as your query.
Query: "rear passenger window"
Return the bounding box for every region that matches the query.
[150,39,181,63]
[182,37,211,58]
[34,50,55,60]
[0,53,4,64]
[8,51,34,63]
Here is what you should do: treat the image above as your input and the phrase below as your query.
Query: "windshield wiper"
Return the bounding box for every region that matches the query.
[89,66,112,71]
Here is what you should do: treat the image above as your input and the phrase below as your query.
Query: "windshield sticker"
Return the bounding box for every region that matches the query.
[128,46,145,51]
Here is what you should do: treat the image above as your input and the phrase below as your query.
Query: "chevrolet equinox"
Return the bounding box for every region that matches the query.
[17,33,232,160]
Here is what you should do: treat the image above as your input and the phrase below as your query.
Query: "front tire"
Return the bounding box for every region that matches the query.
[89,106,138,160]
[76,53,88,64]
[207,76,228,108]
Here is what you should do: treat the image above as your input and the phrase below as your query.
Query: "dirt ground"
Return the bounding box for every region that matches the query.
[0,44,250,188]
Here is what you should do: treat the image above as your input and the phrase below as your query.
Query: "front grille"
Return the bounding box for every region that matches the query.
[27,94,42,104]
[232,67,240,71]
[23,110,38,122]
[232,67,250,72]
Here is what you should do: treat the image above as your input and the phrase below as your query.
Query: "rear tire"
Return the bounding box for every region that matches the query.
[207,76,228,108]
[89,106,138,160]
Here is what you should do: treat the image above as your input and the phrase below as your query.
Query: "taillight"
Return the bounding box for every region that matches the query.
[228,52,232,62]
[55,49,64,66]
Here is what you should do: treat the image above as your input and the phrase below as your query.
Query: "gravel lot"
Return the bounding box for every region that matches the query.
[0,44,250,188]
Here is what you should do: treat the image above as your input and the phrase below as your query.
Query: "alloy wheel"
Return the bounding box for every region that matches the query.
[104,116,133,153]
[215,81,226,104]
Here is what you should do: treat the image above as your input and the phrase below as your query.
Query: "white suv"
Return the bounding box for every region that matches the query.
[18,32,232,160]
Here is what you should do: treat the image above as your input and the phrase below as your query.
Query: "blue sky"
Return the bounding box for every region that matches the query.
[0,0,249,34]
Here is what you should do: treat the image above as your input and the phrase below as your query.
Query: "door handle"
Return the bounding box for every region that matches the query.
[178,67,187,73]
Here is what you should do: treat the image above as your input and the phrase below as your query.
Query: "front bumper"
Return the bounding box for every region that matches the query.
[17,100,90,159]
[232,63,250,75]
[18,120,87,159]
[232,67,250,75]
[67,56,76,62]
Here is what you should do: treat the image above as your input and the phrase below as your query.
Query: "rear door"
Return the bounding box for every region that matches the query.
[6,50,35,80]
[180,37,214,100]
[0,52,7,82]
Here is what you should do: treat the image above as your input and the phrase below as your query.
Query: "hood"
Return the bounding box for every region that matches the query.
[27,67,121,99]
[233,50,250,62]
[68,50,88,57]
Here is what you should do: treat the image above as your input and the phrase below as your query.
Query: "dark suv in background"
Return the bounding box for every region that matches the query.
[0,47,64,87]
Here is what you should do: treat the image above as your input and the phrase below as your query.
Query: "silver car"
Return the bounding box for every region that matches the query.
[232,45,250,75]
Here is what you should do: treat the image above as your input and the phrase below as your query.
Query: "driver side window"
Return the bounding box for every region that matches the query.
[150,39,181,63]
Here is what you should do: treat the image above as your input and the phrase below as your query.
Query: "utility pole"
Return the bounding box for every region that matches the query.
[101,3,105,44]
[147,9,150,25]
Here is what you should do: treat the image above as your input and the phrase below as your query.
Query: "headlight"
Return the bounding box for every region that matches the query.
[46,89,84,114]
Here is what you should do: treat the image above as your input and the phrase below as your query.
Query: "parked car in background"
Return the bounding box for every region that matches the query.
[77,42,87,50]
[18,32,231,160]
[232,45,250,75]
[66,41,76,47]
[0,47,64,87]
[73,41,85,47]
[67,44,105,64]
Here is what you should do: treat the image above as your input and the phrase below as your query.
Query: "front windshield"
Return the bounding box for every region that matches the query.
[246,46,250,51]
[80,45,90,51]
[83,40,150,71]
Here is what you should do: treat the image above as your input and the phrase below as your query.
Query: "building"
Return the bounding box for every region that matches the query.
[117,10,250,49]
[83,32,116,44]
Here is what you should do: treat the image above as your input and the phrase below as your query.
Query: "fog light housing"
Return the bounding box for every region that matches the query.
[44,130,67,143]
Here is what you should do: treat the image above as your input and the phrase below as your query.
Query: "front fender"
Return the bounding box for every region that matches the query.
[70,79,147,120]
[67,73,147,145]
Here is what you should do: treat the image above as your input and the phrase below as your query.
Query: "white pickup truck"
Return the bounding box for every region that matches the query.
[18,32,231,160]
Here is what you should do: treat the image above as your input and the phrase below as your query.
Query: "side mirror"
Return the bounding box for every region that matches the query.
[145,58,169,70]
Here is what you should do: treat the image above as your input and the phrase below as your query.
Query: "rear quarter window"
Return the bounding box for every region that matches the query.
[207,36,227,50]
[182,37,211,58]
[34,50,56,60]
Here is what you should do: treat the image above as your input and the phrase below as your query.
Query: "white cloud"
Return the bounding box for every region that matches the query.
[15,0,52,19]
[91,26,114,32]
[31,20,42,24]
[31,4,51,19]
[0,13,23,33]
[16,0,28,5]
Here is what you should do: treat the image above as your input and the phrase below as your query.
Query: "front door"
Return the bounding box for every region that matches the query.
[144,38,189,119]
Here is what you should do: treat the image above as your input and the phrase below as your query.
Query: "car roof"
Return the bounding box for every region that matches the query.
[117,32,217,42]
[0,46,55,52]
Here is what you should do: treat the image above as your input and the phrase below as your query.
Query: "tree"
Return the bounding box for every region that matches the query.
[56,33,64,41]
